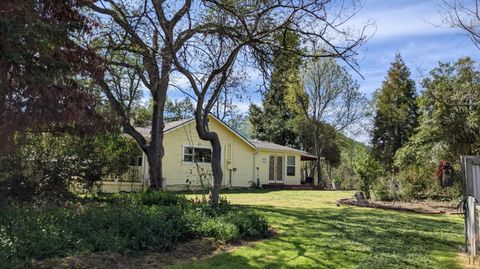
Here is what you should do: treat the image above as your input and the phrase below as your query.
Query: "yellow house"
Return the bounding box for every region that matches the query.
[100,114,316,192]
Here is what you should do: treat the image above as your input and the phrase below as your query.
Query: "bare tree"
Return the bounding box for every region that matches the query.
[299,57,368,187]
[85,0,370,201]
[440,0,480,49]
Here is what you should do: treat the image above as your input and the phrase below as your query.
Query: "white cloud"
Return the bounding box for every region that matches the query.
[349,0,459,41]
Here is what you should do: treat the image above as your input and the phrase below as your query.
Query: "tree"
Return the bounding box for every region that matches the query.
[371,54,418,172]
[395,57,480,169]
[440,0,480,49]
[354,152,383,200]
[87,0,369,202]
[392,58,480,200]
[299,58,368,186]
[165,98,194,122]
[0,0,106,152]
[249,30,303,147]
[0,132,138,201]
[293,117,341,180]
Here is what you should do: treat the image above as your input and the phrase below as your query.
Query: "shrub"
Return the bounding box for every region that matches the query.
[198,218,240,242]
[398,165,436,200]
[0,133,138,203]
[223,210,270,239]
[192,197,232,217]
[0,193,270,267]
[354,153,384,199]
[90,191,189,207]
[373,176,401,201]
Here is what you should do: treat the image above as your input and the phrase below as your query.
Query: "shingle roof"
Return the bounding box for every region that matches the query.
[134,118,194,139]
[248,140,299,151]
[248,139,318,160]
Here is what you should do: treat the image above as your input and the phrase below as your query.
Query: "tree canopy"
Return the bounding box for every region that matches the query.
[371,53,418,172]
[395,57,480,168]
[0,0,106,151]
[249,30,303,147]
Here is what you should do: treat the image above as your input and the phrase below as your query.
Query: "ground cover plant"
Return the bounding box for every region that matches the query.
[0,191,269,268]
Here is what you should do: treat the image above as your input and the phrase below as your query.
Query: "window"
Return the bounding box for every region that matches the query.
[287,156,295,176]
[130,156,143,166]
[183,146,212,163]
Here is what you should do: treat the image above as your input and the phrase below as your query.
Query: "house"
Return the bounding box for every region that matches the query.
[99,114,317,193]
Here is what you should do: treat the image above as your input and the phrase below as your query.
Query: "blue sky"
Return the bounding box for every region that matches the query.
[349,0,479,98]
[166,0,479,142]
[229,0,479,110]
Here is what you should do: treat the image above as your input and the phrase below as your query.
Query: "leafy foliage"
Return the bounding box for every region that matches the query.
[371,54,418,172]
[1,192,269,268]
[0,0,106,151]
[249,30,302,147]
[354,153,384,199]
[0,133,138,202]
[393,58,480,198]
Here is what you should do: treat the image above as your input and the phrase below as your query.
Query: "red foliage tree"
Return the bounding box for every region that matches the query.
[0,0,107,151]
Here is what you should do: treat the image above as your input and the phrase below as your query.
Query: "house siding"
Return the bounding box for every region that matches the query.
[148,116,256,189]
[255,150,302,186]
[99,115,308,193]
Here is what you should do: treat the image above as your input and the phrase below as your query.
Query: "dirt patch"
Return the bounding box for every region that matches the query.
[28,238,243,269]
[458,251,480,269]
[337,198,460,214]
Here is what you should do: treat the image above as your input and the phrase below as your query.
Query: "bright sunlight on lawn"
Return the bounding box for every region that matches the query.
[176,190,464,269]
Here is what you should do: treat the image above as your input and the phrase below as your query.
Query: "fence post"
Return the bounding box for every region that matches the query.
[467,196,476,257]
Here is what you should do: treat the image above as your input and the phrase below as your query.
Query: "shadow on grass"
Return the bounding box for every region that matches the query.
[172,205,464,269]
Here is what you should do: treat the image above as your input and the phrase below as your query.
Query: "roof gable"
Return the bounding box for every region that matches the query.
[133,114,256,150]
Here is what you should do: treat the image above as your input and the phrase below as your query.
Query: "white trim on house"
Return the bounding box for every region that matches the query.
[164,118,195,134]
[181,144,214,165]
[286,155,295,176]
[207,114,257,150]
[162,115,257,151]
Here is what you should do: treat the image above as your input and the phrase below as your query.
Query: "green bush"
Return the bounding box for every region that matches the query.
[93,191,189,207]
[354,153,384,199]
[398,165,435,200]
[0,192,270,267]
[192,197,232,217]
[373,177,401,202]
[198,218,240,242]
[223,210,270,239]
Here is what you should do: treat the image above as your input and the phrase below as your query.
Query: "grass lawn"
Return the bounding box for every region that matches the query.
[174,190,464,269]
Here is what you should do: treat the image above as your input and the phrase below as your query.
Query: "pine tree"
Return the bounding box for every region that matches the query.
[371,53,418,172]
[249,30,302,146]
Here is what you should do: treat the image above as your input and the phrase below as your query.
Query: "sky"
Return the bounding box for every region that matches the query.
[166,0,480,143]
[349,0,479,97]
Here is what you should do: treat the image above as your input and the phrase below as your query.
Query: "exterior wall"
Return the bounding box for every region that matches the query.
[99,115,308,192]
[144,116,257,189]
[255,150,302,186]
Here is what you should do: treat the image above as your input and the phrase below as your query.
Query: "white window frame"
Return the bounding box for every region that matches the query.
[286,155,296,176]
[182,145,213,164]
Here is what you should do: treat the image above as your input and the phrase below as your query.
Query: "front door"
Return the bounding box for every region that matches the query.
[269,155,283,183]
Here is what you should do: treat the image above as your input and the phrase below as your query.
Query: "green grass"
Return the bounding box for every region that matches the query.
[174,190,464,269]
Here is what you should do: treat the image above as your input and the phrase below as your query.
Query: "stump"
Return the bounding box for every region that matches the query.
[354,192,369,205]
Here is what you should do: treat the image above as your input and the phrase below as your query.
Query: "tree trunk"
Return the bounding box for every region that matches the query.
[314,121,323,187]
[194,112,223,204]
[146,52,170,191]
[147,99,165,191]
[208,136,222,204]
[316,152,322,187]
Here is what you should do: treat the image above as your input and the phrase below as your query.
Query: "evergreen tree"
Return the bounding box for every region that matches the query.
[371,53,418,172]
[249,30,302,146]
